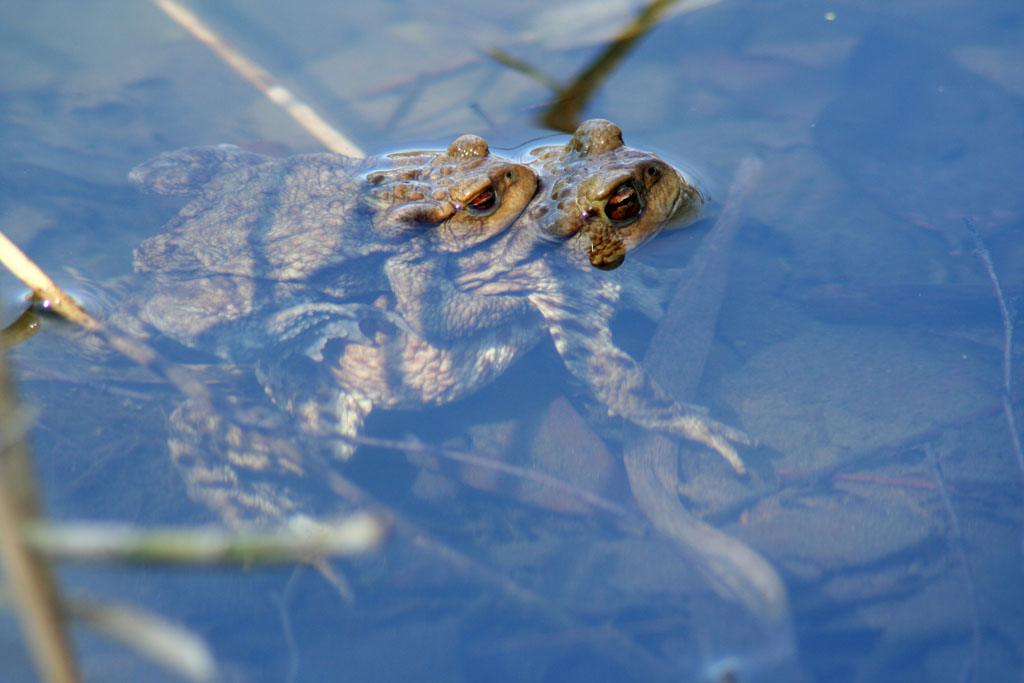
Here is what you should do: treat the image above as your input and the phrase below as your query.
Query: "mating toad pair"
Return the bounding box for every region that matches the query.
[126,119,747,526]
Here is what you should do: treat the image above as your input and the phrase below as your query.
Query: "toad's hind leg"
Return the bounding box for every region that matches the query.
[255,301,396,459]
[283,388,374,462]
[168,396,314,529]
[167,393,363,600]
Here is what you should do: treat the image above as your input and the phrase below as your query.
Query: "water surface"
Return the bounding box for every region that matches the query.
[1,0,1022,680]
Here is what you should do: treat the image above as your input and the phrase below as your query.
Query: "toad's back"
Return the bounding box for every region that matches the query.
[127,137,538,354]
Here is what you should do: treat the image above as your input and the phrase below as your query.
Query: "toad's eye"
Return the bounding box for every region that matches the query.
[465,187,497,214]
[605,184,641,222]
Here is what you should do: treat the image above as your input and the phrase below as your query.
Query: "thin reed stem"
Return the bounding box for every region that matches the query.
[926,444,982,682]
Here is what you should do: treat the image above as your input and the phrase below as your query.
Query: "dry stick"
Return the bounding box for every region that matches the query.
[0,336,79,682]
[0,230,212,410]
[0,232,220,682]
[63,598,214,683]
[151,0,364,158]
[23,513,387,565]
[0,585,216,683]
[0,231,97,331]
[492,0,677,133]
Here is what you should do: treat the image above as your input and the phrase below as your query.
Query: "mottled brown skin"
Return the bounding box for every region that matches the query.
[132,120,746,529]
[129,135,537,358]
[127,136,539,526]
[526,118,703,268]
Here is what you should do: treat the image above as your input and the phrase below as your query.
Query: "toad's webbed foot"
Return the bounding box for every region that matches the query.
[668,410,751,475]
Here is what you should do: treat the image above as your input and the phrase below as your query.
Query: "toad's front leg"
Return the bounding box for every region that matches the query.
[528,290,749,475]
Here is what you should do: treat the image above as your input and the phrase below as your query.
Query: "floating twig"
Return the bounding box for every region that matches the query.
[0,228,213,412]
[0,587,217,682]
[0,230,98,331]
[24,513,388,566]
[151,0,364,157]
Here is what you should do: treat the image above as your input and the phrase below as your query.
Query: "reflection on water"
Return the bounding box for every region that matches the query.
[1,0,1022,680]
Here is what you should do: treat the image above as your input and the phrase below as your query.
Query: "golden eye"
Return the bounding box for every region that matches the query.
[465,187,496,214]
[605,184,640,222]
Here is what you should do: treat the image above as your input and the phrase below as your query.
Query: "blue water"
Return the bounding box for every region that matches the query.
[2,0,1022,680]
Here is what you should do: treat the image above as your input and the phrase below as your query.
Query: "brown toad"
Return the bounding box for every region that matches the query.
[125,136,538,525]
[466,121,749,474]
[127,134,537,358]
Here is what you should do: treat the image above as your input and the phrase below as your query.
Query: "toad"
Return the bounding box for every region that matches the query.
[127,134,537,357]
